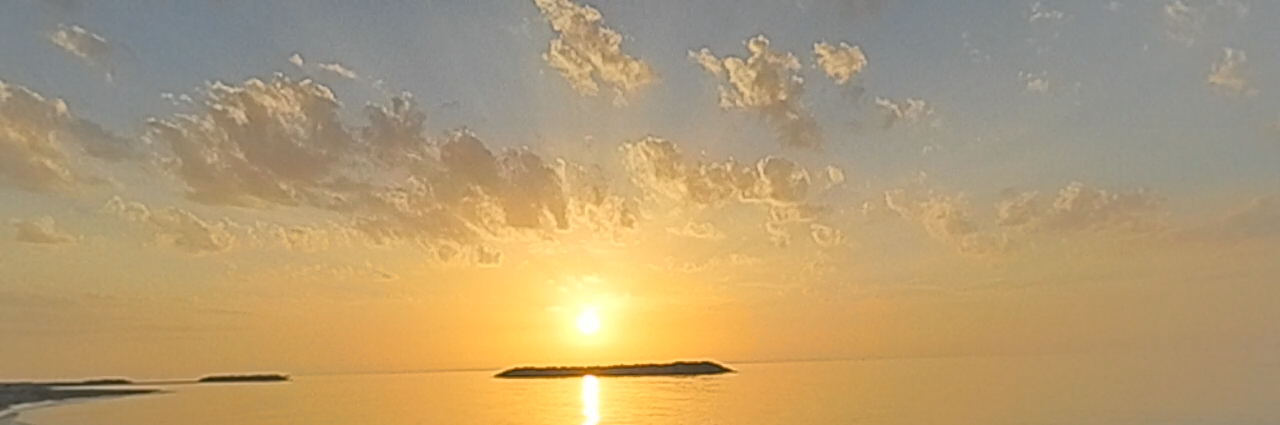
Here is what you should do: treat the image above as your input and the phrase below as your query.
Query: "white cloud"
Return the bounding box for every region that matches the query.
[875,97,934,129]
[11,216,76,245]
[690,35,821,148]
[532,0,656,104]
[813,41,867,85]
[317,62,359,80]
[1208,48,1252,96]
[47,24,112,76]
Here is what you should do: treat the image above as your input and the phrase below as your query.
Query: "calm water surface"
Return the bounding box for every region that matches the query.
[22,352,1280,425]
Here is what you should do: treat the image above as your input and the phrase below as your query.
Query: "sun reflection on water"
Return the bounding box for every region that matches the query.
[581,375,600,425]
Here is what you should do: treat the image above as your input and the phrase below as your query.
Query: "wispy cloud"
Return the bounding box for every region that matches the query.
[47,24,113,79]
[11,216,76,245]
[104,197,234,254]
[995,182,1164,234]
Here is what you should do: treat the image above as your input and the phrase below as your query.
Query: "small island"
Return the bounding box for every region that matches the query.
[495,360,734,378]
[197,374,290,384]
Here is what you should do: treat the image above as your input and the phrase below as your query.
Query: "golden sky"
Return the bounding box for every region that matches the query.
[1,0,1278,379]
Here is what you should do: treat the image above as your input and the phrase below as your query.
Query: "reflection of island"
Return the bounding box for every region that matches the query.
[197,374,290,383]
[495,360,734,378]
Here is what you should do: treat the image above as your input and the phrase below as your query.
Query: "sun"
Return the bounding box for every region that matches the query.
[576,307,601,335]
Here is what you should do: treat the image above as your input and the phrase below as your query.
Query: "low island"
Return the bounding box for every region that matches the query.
[495,360,734,378]
[197,374,290,383]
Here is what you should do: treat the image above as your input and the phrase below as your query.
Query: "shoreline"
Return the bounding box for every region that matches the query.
[0,386,161,425]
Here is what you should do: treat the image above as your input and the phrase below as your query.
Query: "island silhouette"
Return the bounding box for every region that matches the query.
[495,360,734,378]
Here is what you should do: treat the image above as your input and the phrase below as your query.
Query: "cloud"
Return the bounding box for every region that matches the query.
[825,165,846,186]
[621,136,814,208]
[995,182,1164,234]
[1020,71,1050,94]
[0,80,129,192]
[288,53,305,67]
[1207,48,1253,96]
[668,221,725,240]
[317,62,359,80]
[691,35,821,149]
[1027,1,1065,22]
[1213,195,1280,241]
[875,97,934,129]
[145,75,351,206]
[884,188,977,241]
[1162,0,1249,46]
[1163,1,1203,46]
[11,216,76,245]
[103,196,234,254]
[531,0,656,104]
[809,223,844,247]
[47,24,113,78]
[813,41,867,85]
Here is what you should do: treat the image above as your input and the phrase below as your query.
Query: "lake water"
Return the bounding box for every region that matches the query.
[20,351,1280,425]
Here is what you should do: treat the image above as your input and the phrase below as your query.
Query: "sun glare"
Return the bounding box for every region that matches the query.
[576,308,601,335]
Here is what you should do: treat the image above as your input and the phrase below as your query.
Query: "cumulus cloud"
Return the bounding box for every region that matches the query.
[11,216,76,245]
[532,0,655,104]
[621,136,813,208]
[813,41,867,85]
[0,80,130,192]
[691,36,821,149]
[47,24,113,78]
[1208,48,1252,96]
[103,196,234,254]
[142,74,637,256]
[146,75,351,206]
[995,182,1164,234]
[875,97,934,129]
